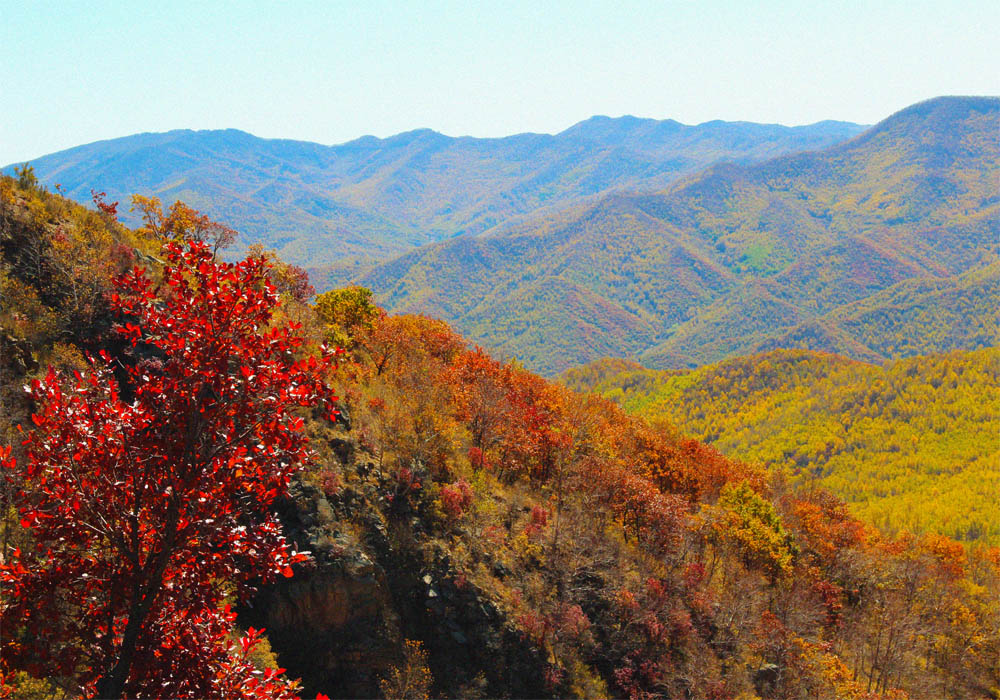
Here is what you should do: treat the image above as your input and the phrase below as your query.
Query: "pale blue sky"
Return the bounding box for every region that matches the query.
[2,0,997,164]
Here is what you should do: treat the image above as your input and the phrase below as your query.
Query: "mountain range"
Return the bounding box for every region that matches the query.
[6,117,864,284]
[7,96,997,375]
[361,96,1000,373]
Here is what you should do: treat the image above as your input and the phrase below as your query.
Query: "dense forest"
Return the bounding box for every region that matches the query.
[1,175,998,699]
[561,349,1000,545]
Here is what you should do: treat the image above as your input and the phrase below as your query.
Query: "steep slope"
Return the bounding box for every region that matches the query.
[6,119,864,277]
[364,96,1000,374]
[638,278,808,368]
[561,347,1000,544]
[753,263,1000,360]
[3,176,996,700]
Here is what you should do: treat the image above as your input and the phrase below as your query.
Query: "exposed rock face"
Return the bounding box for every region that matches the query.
[396,544,551,699]
[0,333,38,376]
[243,459,555,699]
[242,480,402,698]
[251,549,402,696]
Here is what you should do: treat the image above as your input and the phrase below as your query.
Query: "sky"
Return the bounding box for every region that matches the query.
[1,0,997,165]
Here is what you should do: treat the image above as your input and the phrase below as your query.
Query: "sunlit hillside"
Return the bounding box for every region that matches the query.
[3,176,996,699]
[561,348,1000,544]
[364,96,1000,374]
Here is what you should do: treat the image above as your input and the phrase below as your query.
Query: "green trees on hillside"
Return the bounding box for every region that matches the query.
[314,286,381,350]
[359,97,1000,374]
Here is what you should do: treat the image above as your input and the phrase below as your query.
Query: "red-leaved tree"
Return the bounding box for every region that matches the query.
[0,241,337,698]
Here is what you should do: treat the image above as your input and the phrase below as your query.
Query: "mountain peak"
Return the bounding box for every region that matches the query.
[862,95,999,136]
[559,114,681,141]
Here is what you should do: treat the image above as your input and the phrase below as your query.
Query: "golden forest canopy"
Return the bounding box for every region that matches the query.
[2,177,998,699]
[562,348,1000,545]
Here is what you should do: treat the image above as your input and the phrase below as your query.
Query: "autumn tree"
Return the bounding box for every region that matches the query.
[0,240,337,698]
[448,348,513,462]
[313,286,381,352]
[713,481,798,580]
[13,163,38,191]
[337,311,466,479]
[131,194,237,255]
[245,244,315,303]
[378,639,433,700]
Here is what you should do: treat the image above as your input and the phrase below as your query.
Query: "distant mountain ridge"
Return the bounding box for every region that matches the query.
[6,116,865,281]
[361,96,1000,373]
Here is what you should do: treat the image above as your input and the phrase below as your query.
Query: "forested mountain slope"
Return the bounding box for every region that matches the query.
[561,348,1000,545]
[364,96,1000,374]
[3,117,862,279]
[752,263,999,360]
[3,177,997,699]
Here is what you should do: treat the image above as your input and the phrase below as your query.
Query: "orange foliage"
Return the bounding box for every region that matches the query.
[317,290,997,700]
[131,195,236,252]
[789,489,869,560]
[917,533,968,580]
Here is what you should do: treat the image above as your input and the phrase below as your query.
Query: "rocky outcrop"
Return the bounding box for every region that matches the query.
[395,544,552,699]
[242,479,402,698]
[0,332,38,377]
[243,458,555,699]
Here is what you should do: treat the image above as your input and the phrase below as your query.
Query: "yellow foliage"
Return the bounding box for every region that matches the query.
[570,348,1000,544]
[379,639,433,700]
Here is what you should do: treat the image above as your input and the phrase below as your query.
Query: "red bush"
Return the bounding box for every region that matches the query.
[440,479,474,520]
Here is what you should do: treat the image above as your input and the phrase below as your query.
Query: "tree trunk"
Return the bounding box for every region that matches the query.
[95,506,178,698]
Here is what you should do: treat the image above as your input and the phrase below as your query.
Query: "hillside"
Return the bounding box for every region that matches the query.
[3,177,997,699]
[640,263,1000,368]
[752,263,1000,360]
[3,118,863,282]
[560,348,1000,545]
[363,96,1000,374]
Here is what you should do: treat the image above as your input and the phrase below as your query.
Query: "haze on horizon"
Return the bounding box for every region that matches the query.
[2,0,997,165]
